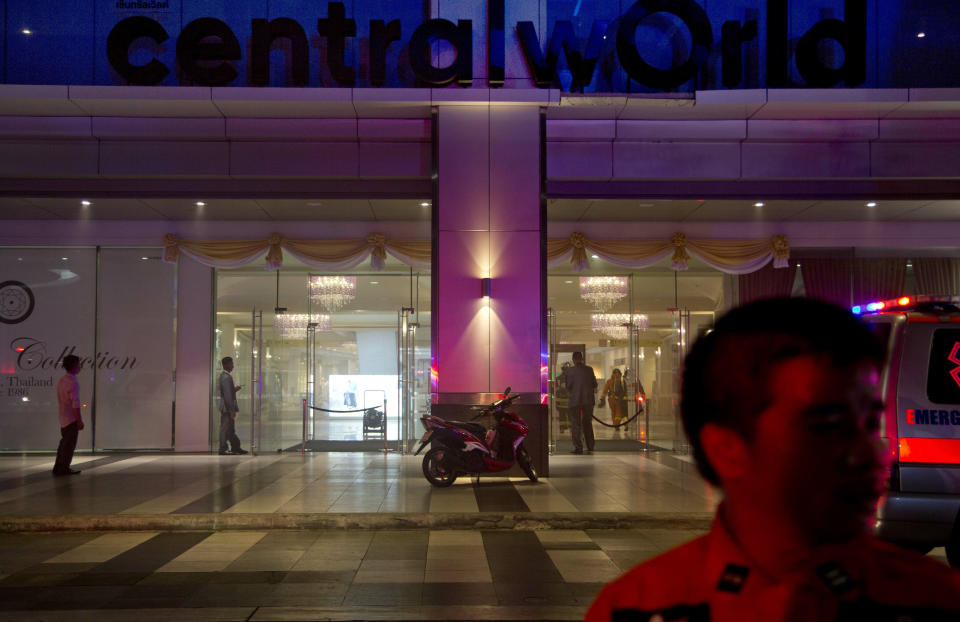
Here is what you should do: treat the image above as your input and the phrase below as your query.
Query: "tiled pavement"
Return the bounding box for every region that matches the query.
[0,451,719,519]
[0,527,707,620]
[0,452,948,619]
[0,450,715,619]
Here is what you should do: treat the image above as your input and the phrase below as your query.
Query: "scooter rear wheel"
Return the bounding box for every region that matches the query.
[516,444,538,482]
[423,447,457,487]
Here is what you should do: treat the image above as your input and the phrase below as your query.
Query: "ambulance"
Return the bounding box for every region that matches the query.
[854,296,960,567]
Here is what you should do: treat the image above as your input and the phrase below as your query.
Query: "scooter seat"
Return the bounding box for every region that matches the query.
[446,421,487,440]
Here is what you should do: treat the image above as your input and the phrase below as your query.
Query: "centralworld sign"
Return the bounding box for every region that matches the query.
[106,0,867,91]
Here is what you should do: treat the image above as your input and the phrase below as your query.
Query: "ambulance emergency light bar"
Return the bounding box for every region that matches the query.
[852,295,960,315]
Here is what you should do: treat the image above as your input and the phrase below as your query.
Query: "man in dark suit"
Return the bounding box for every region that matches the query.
[218,356,248,455]
[564,351,597,454]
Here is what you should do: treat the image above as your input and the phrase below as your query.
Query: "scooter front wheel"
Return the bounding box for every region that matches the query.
[422,447,458,487]
[516,444,538,482]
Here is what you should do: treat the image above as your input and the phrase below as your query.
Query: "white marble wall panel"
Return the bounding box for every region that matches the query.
[546,120,616,142]
[741,142,870,178]
[100,141,229,177]
[0,116,91,138]
[490,106,540,231]
[93,117,226,140]
[613,142,740,179]
[547,142,613,179]
[175,257,213,452]
[357,119,431,142]
[358,143,431,178]
[747,119,877,141]
[229,142,360,177]
[438,106,489,231]
[69,85,220,117]
[436,230,491,393]
[0,140,99,176]
[226,118,357,140]
[878,119,960,142]
[489,230,542,393]
[617,120,746,141]
[871,142,960,178]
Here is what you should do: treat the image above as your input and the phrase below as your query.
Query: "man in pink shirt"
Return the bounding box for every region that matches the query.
[53,354,83,476]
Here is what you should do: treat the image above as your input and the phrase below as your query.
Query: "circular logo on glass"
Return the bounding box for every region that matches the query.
[0,281,35,324]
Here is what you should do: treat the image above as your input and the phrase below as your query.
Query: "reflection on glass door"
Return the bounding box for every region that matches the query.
[546,258,731,452]
[214,260,431,452]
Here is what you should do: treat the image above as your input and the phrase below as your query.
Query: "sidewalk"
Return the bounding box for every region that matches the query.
[0,450,715,621]
[0,450,718,531]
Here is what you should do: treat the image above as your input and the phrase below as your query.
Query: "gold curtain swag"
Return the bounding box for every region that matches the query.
[547,232,790,274]
[162,233,431,271]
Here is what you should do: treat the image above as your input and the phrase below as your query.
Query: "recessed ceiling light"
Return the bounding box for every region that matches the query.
[369,281,379,285]
[917,32,926,38]
[420,201,430,207]
[195,201,206,207]
[564,280,573,284]
[754,201,765,207]
[61,257,68,261]
[140,256,149,260]
[591,254,600,259]
[21,29,31,35]
[81,200,91,206]
[866,201,877,207]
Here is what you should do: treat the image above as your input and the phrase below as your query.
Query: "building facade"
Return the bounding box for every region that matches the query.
[2,1,959,468]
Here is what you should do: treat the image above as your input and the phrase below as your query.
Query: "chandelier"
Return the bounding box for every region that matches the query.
[590,313,649,340]
[273,312,331,340]
[309,276,356,312]
[579,276,628,311]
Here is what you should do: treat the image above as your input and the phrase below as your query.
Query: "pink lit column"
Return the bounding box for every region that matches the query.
[433,104,544,399]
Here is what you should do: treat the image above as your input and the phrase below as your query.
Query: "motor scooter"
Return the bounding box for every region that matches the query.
[414,388,538,487]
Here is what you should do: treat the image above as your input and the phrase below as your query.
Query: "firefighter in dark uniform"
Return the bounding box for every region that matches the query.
[586,298,960,622]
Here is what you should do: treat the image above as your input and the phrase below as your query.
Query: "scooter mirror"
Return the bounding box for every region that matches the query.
[503,387,511,396]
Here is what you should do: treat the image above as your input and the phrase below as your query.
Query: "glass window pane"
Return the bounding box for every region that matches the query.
[0,248,95,451]
[214,257,431,453]
[94,248,175,449]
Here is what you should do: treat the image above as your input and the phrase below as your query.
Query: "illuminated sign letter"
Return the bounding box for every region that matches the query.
[369,19,402,87]
[317,2,357,86]
[616,0,713,90]
[408,19,473,87]
[250,18,309,87]
[488,0,505,87]
[106,16,170,86]
[795,0,866,87]
[721,19,758,88]
[516,19,607,89]
[176,18,241,86]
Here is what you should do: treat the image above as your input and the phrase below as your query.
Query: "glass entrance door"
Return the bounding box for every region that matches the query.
[397,306,416,452]
[214,261,431,452]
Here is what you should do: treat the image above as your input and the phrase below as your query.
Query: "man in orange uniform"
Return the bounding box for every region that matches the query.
[586,298,960,622]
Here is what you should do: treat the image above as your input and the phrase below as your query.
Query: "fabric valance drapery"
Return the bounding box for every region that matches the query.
[547,232,790,274]
[163,231,789,275]
[162,233,431,271]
